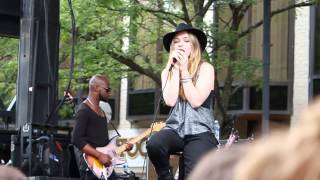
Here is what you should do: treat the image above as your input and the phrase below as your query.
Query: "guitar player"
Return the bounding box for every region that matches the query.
[71,74,132,180]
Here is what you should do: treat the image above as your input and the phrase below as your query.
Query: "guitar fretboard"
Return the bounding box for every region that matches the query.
[116,128,153,155]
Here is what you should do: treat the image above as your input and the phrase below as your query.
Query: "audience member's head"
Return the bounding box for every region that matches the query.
[234,97,320,180]
[189,97,320,180]
[0,166,27,180]
[188,144,248,180]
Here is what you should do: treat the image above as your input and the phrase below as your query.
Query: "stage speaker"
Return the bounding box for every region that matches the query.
[147,155,180,180]
[17,0,60,128]
[15,0,60,175]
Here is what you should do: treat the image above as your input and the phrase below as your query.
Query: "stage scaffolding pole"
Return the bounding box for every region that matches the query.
[262,0,271,135]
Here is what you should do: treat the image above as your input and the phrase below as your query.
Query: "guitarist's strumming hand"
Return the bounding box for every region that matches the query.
[82,144,113,167]
[97,152,112,167]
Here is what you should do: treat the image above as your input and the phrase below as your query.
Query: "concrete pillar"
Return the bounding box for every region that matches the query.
[292,6,310,124]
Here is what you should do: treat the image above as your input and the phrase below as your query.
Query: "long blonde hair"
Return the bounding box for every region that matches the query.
[170,32,203,100]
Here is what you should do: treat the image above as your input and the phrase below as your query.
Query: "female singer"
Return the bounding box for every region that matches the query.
[147,23,219,180]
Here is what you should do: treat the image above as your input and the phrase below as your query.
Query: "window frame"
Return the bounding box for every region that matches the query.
[126,88,170,121]
[310,5,320,98]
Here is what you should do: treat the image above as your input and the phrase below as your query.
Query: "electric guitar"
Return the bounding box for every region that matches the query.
[224,128,239,148]
[83,122,165,179]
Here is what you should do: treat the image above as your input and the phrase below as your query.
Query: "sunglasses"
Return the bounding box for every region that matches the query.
[102,87,112,93]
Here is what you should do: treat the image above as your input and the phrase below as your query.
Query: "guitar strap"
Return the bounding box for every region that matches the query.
[101,109,122,138]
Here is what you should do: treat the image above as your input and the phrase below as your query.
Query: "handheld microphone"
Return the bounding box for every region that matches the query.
[169,58,177,71]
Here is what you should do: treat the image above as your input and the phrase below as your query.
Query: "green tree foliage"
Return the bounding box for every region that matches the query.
[0,0,318,123]
[0,38,18,107]
[77,0,316,136]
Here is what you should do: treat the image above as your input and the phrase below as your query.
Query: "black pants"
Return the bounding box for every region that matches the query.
[146,129,218,179]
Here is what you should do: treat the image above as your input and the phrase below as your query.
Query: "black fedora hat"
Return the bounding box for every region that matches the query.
[163,23,207,52]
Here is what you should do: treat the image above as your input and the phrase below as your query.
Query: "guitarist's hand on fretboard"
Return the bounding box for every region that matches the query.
[124,142,134,151]
[97,152,112,167]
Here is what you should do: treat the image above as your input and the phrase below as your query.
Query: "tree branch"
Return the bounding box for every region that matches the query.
[0,55,12,61]
[190,0,214,22]
[151,13,178,27]
[203,0,214,13]
[239,3,251,21]
[231,84,245,96]
[135,0,184,21]
[103,1,181,27]
[238,1,313,38]
[103,5,128,13]
[180,0,191,23]
[219,15,232,29]
[107,50,161,85]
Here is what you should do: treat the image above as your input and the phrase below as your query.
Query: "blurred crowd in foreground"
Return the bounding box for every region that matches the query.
[189,97,320,180]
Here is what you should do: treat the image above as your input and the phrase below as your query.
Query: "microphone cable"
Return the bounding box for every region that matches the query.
[140,68,173,180]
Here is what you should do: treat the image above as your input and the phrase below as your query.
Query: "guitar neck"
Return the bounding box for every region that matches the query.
[116,128,152,154]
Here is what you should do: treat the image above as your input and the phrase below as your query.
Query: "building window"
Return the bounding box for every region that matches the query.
[249,87,261,110]
[228,87,243,110]
[217,87,243,110]
[127,74,171,118]
[270,86,288,110]
[249,85,288,111]
[312,5,320,97]
[313,79,320,97]
[127,89,170,116]
[314,5,320,75]
[128,90,155,116]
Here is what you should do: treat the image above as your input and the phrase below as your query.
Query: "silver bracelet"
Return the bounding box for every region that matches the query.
[180,78,192,83]
[180,76,192,81]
